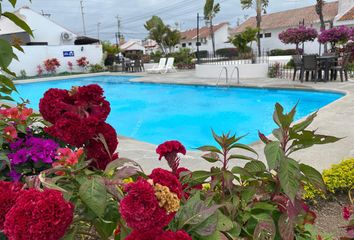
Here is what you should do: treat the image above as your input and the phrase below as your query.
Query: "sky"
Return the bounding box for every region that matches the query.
[3,0,336,42]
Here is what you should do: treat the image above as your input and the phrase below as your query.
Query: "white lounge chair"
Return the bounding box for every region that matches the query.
[146,58,166,73]
[163,57,177,73]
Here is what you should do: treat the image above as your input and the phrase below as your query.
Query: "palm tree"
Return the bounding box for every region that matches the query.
[144,16,168,53]
[240,0,269,56]
[316,0,327,52]
[204,0,220,57]
[164,28,181,53]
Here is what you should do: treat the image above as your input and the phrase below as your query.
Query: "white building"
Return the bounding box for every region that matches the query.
[232,0,354,54]
[0,7,103,76]
[176,22,233,54]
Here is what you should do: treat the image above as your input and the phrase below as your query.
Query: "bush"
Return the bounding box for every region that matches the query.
[195,50,208,58]
[168,48,194,65]
[304,158,354,200]
[89,64,104,73]
[286,58,295,68]
[269,49,299,56]
[150,51,163,63]
[19,70,26,78]
[268,62,282,78]
[216,48,238,58]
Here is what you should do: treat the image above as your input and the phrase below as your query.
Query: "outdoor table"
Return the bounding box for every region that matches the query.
[317,56,338,82]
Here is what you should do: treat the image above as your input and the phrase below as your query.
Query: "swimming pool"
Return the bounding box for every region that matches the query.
[14,75,343,149]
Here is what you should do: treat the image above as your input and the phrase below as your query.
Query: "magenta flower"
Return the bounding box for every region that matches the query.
[318,25,350,44]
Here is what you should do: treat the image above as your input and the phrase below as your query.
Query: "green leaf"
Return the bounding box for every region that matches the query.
[253,219,276,240]
[251,202,276,212]
[273,103,296,129]
[278,214,295,240]
[244,161,267,173]
[0,39,14,68]
[93,201,120,240]
[231,166,252,178]
[241,186,257,203]
[175,192,222,229]
[279,158,300,202]
[264,141,283,170]
[0,75,17,92]
[79,176,107,218]
[187,170,216,186]
[2,12,33,36]
[299,163,326,192]
[228,154,258,161]
[291,112,317,133]
[191,211,218,236]
[104,158,142,175]
[8,0,17,7]
[224,222,241,239]
[202,152,220,163]
[229,143,258,157]
[216,210,233,232]
[197,145,222,154]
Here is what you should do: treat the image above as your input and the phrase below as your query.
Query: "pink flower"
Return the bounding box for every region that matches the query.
[156,140,186,172]
[343,206,352,221]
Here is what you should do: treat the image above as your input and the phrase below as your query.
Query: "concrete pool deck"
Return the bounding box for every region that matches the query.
[15,71,354,173]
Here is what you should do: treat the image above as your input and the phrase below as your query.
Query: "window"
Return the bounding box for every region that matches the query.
[258,34,263,38]
[188,42,192,46]
[265,33,271,38]
[182,43,186,47]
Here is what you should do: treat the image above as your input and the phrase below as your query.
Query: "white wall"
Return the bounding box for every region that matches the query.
[9,45,103,76]
[196,63,268,79]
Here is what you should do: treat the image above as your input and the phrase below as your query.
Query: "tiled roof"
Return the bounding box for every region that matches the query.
[338,7,354,21]
[232,1,338,34]
[181,22,228,41]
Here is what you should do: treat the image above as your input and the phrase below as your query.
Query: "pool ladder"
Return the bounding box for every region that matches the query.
[216,66,240,87]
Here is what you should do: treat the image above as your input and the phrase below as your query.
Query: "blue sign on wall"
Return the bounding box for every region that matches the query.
[63,51,75,57]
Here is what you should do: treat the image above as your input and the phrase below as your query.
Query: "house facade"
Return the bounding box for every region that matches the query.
[232,0,354,54]
[0,7,103,76]
[176,22,233,54]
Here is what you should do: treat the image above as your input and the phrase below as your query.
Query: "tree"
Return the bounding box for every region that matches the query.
[315,0,327,52]
[240,0,269,57]
[204,0,220,57]
[279,26,318,53]
[230,27,258,54]
[164,28,181,53]
[144,16,168,53]
[102,41,119,55]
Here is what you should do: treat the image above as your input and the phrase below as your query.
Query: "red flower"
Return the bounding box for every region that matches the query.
[175,167,202,199]
[39,88,72,123]
[343,206,352,221]
[149,168,183,199]
[3,189,74,240]
[160,230,192,240]
[125,228,164,240]
[86,122,118,170]
[120,179,174,232]
[0,181,23,230]
[4,125,18,141]
[156,140,186,173]
[45,112,99,146]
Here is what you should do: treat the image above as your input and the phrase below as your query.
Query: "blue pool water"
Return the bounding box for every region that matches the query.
[14,75,343,149]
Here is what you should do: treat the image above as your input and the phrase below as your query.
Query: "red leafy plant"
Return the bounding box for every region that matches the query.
[67,61,73,71]
[43,58,60,74]
[77,57,89,69]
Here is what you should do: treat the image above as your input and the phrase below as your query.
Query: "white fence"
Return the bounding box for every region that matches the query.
[9,45,103,76]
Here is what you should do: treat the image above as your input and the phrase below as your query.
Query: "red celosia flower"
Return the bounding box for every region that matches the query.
[343,206,352,221]
[0,181,23,230]
[86,122,118,170]
[156,140,186,173]
[39,88,72,123]
[120,179,174,232]
[3,125,18,141]
[4,189,74,240]
[45,112,99,146]
[160,230,192,240]
[125,228,164,240]
[149,168,183,199]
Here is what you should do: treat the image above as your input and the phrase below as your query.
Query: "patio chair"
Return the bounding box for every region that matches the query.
[330,53,351,82]
[146,58,166,73]
[292,55,303,81]
[301,55,318,83]
[133,59,142,72]
[163,57,177,74]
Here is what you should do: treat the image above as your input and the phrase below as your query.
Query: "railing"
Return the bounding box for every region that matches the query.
[230,66,240,85]
[198,49,270,65]
[216,66,229,87]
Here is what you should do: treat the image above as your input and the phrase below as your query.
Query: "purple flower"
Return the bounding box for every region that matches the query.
[318,25,350,44]
[279,26,318,45]
[9,170,22,182]
[8,136,59,165]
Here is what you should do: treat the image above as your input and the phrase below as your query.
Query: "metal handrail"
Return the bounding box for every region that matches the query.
[216,66,229,87]
[230,66,240,85]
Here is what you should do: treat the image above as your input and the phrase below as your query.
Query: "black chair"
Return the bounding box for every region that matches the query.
[301,55,318,83]
[292,55,303,81]
[331,53,351,82]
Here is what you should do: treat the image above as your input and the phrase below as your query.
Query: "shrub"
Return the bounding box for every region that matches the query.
[269,49,299,56]
[89,64,104,73]
[168,48,194,65]
[43,58,60,74]
[268,62,282,78]
[76,57,89,68]
[36,65,43,76]
[150,51,163,63]
[216,48,238,58]
[195,50,208,58]
[304,158,354,200]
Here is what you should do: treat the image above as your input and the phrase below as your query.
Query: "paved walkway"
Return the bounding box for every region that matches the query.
[114,71,354,173]
[15,71,354,173]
